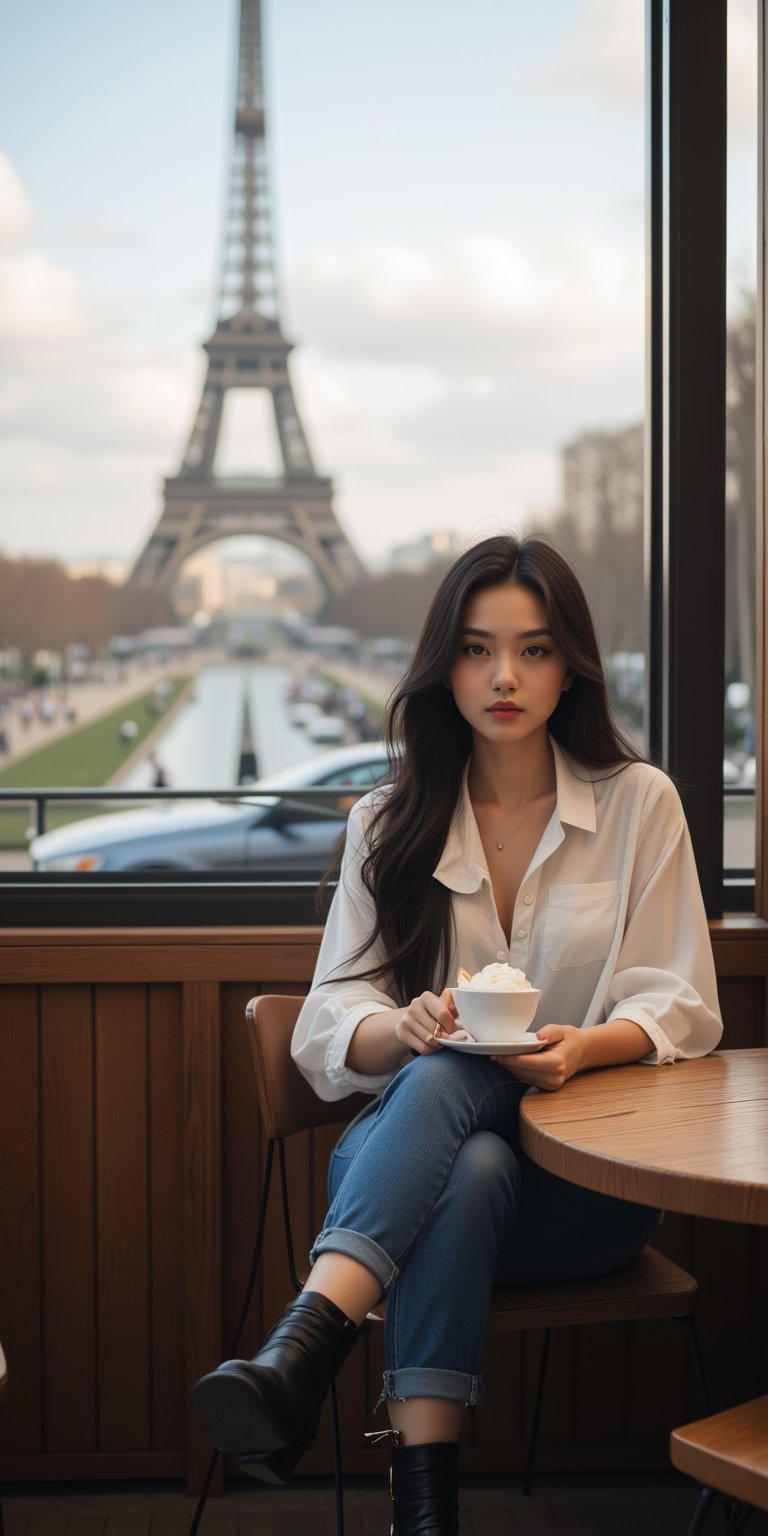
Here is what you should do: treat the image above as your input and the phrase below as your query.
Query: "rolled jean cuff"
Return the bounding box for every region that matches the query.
[309,1226,399,1294]
[377,1367,484,1408]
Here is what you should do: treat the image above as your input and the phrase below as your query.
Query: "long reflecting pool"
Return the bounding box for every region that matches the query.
[120,662,318,789]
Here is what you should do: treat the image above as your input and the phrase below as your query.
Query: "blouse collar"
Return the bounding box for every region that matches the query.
[432,737,597,894]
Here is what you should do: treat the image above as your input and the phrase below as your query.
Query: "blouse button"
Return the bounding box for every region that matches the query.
[523,894,533,906]
[497,950,506,961]
[517,928,528,940]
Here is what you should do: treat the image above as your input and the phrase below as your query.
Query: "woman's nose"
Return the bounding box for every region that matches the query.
[493,653,519,691]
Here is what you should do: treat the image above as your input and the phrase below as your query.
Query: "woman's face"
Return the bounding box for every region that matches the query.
[448,580,572,748]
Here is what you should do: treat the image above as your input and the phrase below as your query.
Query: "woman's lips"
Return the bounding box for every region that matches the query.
[489,704,522,715]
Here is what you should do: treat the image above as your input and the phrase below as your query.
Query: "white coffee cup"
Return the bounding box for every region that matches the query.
[449,986,541,1043]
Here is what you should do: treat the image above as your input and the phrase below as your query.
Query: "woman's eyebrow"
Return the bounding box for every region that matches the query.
[460,626,553,639]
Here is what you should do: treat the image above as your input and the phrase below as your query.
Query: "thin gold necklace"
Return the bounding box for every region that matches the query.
[474,796,541,852]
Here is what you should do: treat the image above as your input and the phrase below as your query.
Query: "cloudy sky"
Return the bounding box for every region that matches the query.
[0,0,757,574]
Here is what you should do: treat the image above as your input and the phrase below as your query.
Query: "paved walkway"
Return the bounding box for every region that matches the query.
[0,658,202,769]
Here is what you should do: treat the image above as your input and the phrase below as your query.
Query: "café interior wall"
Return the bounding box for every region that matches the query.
[0,924,766,1492]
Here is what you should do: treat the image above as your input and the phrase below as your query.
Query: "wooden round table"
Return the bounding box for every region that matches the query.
[518,1049,768,1225]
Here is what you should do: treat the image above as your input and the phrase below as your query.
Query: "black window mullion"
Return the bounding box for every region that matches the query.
[652,0,727,916]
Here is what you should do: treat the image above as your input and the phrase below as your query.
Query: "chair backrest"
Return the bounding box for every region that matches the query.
[245,994,372,1140]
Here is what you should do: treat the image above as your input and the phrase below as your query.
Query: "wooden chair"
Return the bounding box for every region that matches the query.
[189,994,709,1536]
[670,1396,768,1536]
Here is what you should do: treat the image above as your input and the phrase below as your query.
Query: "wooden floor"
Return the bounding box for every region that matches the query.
[4,1479,768,1536]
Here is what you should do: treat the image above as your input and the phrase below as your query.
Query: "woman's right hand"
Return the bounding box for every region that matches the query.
[395,988,460,1054]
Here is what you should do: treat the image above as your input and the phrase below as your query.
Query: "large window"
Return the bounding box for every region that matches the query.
[0,0,763,920]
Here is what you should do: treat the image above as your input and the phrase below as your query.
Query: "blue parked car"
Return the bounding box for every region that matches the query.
[30,743,391,874]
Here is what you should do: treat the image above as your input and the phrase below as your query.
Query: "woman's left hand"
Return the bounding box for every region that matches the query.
[492,1024,585,1091]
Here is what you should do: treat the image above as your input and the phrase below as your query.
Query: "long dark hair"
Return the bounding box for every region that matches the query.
[320,533,646,1005]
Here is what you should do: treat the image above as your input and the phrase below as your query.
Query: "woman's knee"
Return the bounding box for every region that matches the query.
[450,1132,521,1215]
[386,1047,494,1110]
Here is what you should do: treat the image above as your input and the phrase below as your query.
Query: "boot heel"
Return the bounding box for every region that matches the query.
[237,1404,322,1485]
[191,1364,287,1455]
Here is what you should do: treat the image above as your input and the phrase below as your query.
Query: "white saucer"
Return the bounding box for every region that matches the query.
[442,1037,545,1056]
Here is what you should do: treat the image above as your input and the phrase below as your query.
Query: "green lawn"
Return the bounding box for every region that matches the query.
[0,676,190,848]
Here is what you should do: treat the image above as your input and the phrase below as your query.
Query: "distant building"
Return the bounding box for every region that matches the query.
[388,530,459,572]
[66,558,129,583]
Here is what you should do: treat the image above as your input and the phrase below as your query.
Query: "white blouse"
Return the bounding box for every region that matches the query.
[291,738,723,1101]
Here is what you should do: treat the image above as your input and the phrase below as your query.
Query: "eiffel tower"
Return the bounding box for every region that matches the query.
[129,0,365,598]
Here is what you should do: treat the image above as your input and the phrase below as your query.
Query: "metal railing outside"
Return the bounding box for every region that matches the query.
[0,784,358,842]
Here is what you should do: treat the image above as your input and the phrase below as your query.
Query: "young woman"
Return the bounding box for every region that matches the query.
[192,535,722,1534]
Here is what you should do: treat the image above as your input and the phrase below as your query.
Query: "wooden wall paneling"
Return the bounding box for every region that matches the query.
[1,933,767,1485]
[95,984,150,1451]
[469,1354,505,1466]
[220,983,263,1366]
[182,980,222,1493]
[41,984,97,1453]
[746,1226,768,1398]
[624,1212,691,1449]
[148,983,185,1451]
[0,986,41,1454]
[0,932,323,987]
[690,1218,752,1415]
[709,925,768,976]
[718,975,767,1046]
[469,1335,522,1462]
[626,1315,689,1460]
[755,1226,768,1393]
[574,1323,627,1451]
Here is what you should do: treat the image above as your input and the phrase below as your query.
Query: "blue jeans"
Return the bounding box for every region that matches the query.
[309,1051,662,1407]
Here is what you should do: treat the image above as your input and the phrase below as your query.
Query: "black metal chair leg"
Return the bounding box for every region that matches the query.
[329,1378,346,1536]
[187,1447,221,1536]
[726,1502,755,1536]
[683,1484,716,1536]
[678,1314,713,1417]
[522,1328,551,1496]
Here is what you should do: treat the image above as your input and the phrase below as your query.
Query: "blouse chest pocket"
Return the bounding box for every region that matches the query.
[542,881,621,970]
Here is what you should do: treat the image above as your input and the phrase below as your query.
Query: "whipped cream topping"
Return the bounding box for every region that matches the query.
[458,962,534,993]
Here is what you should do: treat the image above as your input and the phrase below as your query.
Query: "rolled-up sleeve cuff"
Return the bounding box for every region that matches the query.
[604,1007,680,1065]
[324,1002,404,1094]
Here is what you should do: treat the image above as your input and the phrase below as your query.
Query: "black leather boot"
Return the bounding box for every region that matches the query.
[390,1441,459,1535]
[191,1290,359,1457]
[236,1403,322,1485]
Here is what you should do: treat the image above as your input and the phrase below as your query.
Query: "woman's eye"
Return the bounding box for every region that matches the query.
[523,645,548,658]
[463,643,488,657]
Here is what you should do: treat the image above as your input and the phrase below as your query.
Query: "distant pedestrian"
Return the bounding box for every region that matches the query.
[149,752,170,788]
[0,727,9,758]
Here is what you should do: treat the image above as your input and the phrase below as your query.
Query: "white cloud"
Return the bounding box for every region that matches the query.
[0,154,207,560]
[290,228,643,378]
[0,151,33,247]
[0,247,91,345]
[541,0,643,110]
[0,151,92,346]
[69,223,145,249]
[728,0,759,149]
